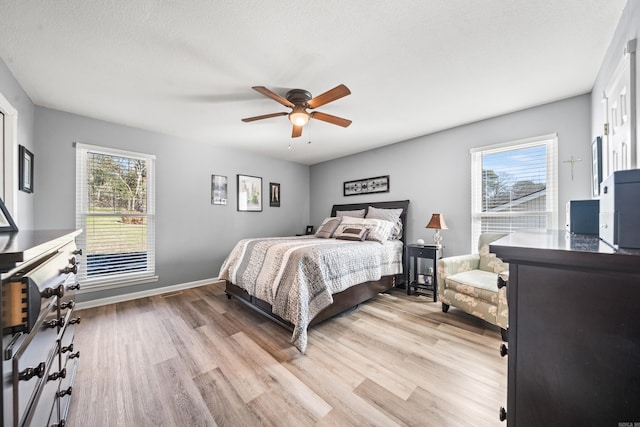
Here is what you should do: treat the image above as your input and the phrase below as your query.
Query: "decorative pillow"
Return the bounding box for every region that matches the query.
[366,206,403,240]
[315,217,342,238]
[334,226,369,241]
[334,216,394,243]
[335,209,365,218]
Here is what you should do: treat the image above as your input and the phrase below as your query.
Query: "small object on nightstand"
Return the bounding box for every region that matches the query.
[416,238,425,245]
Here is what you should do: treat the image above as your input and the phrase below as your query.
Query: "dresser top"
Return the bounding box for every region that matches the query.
[490,230,640,273]
[0,229,81,272]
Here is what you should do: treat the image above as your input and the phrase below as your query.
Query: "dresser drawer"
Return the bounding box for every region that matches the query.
[12,304,62,424]
[22,351,60,427]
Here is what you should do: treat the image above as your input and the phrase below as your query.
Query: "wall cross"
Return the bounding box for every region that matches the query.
[563,155,582,180]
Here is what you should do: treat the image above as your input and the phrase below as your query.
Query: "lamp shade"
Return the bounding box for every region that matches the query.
[426,213,448,230]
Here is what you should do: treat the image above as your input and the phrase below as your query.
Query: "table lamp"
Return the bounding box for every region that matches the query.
[426,213,448,246]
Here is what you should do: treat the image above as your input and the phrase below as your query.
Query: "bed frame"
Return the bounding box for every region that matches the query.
[224,199,410,331]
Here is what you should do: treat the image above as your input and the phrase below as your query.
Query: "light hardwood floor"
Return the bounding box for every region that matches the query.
[67,282,507,426]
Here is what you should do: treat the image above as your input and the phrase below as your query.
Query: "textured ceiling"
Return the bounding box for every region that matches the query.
[0,0,626,165]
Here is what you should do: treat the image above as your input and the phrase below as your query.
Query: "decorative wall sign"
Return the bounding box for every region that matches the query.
[269,182,280,207]
[343,175,389,196]
[18,145,34,193]
[211,175,228,205]
[237,174,262,212]
[592,136,603,197]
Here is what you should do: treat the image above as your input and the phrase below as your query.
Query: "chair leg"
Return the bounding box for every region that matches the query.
[441,303,450,313]
[501,328,508,342]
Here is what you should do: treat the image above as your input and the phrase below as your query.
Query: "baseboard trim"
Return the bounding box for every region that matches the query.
[75,277,223,310]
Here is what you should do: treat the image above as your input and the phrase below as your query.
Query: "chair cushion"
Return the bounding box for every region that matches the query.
[444,269,499,304]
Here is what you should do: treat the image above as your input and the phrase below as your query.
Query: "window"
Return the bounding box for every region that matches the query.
[76,143,156,289]
[470,134,558,250]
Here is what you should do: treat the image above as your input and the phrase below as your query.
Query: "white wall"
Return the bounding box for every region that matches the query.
[33,107,310,303]
[310,94,592,257]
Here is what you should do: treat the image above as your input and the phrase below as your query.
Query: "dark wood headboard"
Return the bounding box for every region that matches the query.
[330,200,410,243]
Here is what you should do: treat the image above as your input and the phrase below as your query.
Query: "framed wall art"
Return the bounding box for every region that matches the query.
[269,182,280,207]
[344,175,389,196]
[591,136,603,197]
[237,174,262,212]
[211,175,228,205]
[18,145,33,193]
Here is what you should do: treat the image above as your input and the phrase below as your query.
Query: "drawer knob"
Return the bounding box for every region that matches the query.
[59,300,75,310]
[499,406,507,421]
[47,368,67,382]
[500,344,508,357]
[61,343,74,353]
[69,317,81,325]
[57,386,73,398]
[41,284,65,299]
[69,351,80,360]
[45,318,65,329]
[62,264,78,275]
[68,282,81,291]
[72,248,83,256]
[19,362,46,381]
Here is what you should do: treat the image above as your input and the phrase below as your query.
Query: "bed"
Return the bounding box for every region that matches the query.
[219,200,410,353]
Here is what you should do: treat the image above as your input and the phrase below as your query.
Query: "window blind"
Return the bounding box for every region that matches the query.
[76,143,156,288]
[470,134,558,251]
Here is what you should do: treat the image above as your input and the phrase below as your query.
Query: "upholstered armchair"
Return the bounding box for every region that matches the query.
[437,233,509,340]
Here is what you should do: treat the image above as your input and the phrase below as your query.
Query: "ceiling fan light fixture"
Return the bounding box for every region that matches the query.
[289,106,310,126]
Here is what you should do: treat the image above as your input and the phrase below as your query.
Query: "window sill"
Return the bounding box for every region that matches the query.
[78,274,159,293]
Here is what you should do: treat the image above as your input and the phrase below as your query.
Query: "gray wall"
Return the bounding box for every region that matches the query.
[33,107,310,303]
[0,58,35,229]
[591,0,640,167]
[310,94,592,257]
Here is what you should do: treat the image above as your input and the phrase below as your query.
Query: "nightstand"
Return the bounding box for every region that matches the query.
[405,244,443,301]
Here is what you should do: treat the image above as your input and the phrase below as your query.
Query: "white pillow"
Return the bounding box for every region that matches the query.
[335,209,366,218]
[366,206,403,240]
[334,216,394,243]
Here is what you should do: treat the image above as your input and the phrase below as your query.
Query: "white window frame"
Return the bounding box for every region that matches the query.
[75,143,157,290]
[470,133,558,251]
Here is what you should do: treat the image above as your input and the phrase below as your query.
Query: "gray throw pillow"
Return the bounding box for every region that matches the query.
[315,217,342,238]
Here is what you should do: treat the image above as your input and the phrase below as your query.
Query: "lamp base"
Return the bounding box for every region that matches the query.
[433,229,443,246]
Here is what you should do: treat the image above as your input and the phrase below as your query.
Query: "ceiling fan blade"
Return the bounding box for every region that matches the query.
[307,84,351,109]
[292,125,303,138]
[310,111,352,127]
[252,86,295,108]
[241,112,288,122]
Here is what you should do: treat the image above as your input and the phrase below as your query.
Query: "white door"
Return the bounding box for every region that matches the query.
[604,41,636,174]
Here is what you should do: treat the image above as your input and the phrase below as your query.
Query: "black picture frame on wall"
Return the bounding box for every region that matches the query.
[0,197,18,232]
[592,136,603,197]
[269,182,280,207]
[18,145,34,193]
[237,174,262,212]
[344,175,389,196]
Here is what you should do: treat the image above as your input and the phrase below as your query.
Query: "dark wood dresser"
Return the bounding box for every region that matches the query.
[491,230,640,426]
[1,230,82,427]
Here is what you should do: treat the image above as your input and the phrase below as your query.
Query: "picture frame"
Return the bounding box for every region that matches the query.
[592,136,603,197]
[18,145,34,193]
[269,182,280,207]
[211,175,228,205]
[0,197,18,232]
[344,175,390,196]
[237,174,262,212]
[305,225,315,235]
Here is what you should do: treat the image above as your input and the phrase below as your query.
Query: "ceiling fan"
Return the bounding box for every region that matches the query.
[242,84,352,138]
